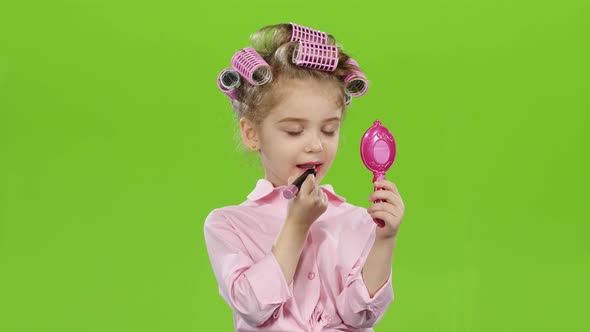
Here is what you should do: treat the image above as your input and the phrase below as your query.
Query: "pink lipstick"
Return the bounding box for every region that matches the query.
[283,167,317,199]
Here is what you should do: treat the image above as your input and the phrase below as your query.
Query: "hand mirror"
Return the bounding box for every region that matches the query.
[360,120,397,228]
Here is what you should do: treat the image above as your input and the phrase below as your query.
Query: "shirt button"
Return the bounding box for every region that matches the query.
[307,272,315,280]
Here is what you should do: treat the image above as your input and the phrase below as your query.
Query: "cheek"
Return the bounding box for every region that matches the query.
[270,140,298,160]
[325,136,339,150]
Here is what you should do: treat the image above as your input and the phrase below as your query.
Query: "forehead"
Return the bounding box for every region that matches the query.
[266,78,343,124]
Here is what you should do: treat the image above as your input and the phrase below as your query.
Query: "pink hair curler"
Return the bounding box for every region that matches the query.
[344,58,369,97]
[289,22,329,44]
[360,120,397,228]
[292,41,339,72]
[217,68,240,100]
[231,48,273,86]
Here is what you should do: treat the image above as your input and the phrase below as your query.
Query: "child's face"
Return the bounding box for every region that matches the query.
[256,77,343,187]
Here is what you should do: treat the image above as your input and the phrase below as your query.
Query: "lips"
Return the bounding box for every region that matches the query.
[296,162,322,174]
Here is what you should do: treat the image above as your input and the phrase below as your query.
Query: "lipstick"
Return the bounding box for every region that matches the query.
[283,168,317,199]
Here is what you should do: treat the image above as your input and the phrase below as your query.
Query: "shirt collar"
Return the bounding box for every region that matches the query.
[246,178,346,203]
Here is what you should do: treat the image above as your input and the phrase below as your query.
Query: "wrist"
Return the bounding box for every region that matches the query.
[374,234,397,246]
[285,217,312,232]
[376,226,399,241]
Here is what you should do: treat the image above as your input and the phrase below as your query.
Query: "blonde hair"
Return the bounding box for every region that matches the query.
[229,23,363,126]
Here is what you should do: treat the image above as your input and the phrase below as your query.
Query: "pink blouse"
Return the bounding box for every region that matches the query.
[204,179,394,331]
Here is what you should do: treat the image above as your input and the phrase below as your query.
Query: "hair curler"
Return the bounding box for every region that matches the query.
[292,41,339,72]
[343,58,369,97]
[217,68,241,100]
[231,48,272,85]
[360,120,397,227]
[283,168,317,199]
[289,22,329,44]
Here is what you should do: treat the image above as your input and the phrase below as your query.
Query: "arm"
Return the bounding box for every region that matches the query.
[335,223,395,328]
[273,172,327,285]
[203,175,326,326]
[362,236,397,297]
[204,210,296,327]
[271,218,311,285]
[336,178,404,327]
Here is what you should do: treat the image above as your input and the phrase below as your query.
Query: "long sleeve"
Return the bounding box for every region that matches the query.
[203,209,293,327]
[335,227,394,328]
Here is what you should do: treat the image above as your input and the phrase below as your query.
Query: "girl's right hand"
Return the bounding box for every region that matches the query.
[286,173,328,228]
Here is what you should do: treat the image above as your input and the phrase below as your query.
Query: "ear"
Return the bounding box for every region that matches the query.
[239,117,260,151]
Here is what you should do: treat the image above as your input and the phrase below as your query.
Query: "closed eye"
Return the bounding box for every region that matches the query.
[285,130,337,137]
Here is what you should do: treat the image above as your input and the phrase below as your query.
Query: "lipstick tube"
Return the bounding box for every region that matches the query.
[283,168,317,199]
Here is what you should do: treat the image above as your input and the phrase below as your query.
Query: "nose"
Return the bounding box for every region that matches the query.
[305,132,323,153]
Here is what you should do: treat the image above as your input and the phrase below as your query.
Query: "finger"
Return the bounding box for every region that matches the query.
[312,185,321,199]
[370,202,404,218]
[367,201,397,214]
[373,180,400,195]
[319,188,328,205]
[368,190,401,204]
[369,210,396,223]
[300,173,316,195]
[288,175,297,184]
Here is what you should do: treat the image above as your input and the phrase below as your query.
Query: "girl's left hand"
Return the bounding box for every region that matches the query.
[367,179,405,240]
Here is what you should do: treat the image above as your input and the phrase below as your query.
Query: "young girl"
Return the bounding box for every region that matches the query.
[205,23,405,331]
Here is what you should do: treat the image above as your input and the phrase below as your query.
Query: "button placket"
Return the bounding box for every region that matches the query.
[309,307,320,328]
[307,231,317,282]
[319,311,333,327]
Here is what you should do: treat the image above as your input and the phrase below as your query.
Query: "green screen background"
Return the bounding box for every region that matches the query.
[1,1,588,331]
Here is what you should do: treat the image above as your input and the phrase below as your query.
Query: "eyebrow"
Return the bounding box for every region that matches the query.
[276,116,341,124]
